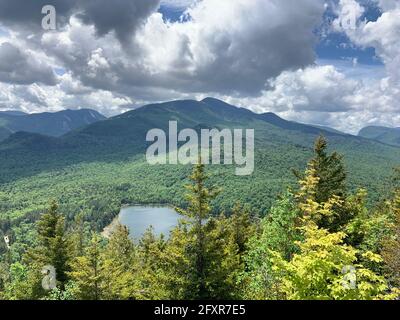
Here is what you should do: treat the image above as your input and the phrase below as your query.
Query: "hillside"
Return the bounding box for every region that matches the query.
[359,126,400,147]
[0,98,399,234]
[0,109,106,141]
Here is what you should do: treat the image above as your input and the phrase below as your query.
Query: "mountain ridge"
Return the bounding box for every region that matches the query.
[359,125,400,147]
[0,97,399,221]
[0,108,106,142]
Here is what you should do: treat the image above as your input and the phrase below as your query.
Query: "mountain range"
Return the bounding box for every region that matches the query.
[358,126,400,147]
[0,98,399,223]
[0,109,106,142]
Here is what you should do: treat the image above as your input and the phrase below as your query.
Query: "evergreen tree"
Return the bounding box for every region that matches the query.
[311,136,347,203]
[169,161,241,299]
[137,227,169,299]
[69,234,104,300]
[175,161,218,299]
[228,203,256,255]
[23,201,72,296]
[70,212,88,257]
[295,136,350,230]
[102,224,140,299]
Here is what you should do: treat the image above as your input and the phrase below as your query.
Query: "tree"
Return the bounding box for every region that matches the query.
[244,192,301,299]
[227,203,256,255]
[70,212,89,257]
[137,227,169,299]
[175,161,218,299]
[382,183,400,287]
[102,224,140,300]
[169,161,241,299]
[23,201,72,297]
[69,234,105,300]
[295,136,350,231]
[270,168,394,300]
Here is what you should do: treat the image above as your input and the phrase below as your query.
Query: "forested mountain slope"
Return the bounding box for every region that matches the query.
[359,126,400,147]
[0,98,399,234]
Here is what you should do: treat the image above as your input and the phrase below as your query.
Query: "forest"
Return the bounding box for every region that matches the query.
[0,136,399,300]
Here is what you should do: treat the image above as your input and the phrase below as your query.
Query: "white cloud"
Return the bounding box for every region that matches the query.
[38,0,324,97]
[0,0,399,134]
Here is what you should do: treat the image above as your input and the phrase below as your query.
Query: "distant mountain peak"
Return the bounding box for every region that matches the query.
[0,108,106,142]
[359,125,400,147]
[0,110,27,116]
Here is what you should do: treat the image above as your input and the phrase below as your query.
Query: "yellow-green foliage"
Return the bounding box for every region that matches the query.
[269,168,395,300]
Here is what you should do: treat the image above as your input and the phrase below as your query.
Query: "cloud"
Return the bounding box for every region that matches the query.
[37,0,325,98]
[0,0,78,29]
[0,0,398,134]
[250,65,360,113]
[326,0,400,130]
[0,0,160,44]
[0,42,56,85]
[76,0,160,43]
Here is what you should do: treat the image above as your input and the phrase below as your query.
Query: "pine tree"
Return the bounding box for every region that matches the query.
[137,227,169,299]
[102,224,140,299]
[311,136,347,202]
[169,161,241,299]
[24,200,72,295]
[296,136,350,231]
[175,161,219,299]
[69,234,104,300]
[70,212,88,257]
[228,203,256,255]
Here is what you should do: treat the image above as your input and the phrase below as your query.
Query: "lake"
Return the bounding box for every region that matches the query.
[116,206,181,240]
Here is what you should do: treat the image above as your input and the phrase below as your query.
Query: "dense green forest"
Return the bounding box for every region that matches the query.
[1,99,400,250]
[0,136,399,300]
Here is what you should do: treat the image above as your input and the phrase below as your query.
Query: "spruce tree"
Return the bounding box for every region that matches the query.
[102,224,139,299]
[296,136,350,230]
[171,161,241,299]
[69,234,104,300]
[175,161,219,299]
[24,201,72,293]
[228,203,256,255]
[311,136,347,203]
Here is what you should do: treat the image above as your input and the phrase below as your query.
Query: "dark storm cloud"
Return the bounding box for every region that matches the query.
[77,0,161,43]
[0,0,78,28]
[0,42,56,85]
[0,0,160,43]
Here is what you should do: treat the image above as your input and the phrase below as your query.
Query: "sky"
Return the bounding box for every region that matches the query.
[0,0,399,134]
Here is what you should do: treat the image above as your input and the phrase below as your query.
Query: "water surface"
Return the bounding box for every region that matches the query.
[118,206,181,240]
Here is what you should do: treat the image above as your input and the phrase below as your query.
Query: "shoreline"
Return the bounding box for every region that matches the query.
[101,215,120,239]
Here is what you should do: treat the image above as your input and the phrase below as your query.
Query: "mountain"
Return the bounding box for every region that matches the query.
[310,124,346,135]
[0,110,27,116]
[1,98,399,224]
[0,109,106,142]
[358,126,400,147]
